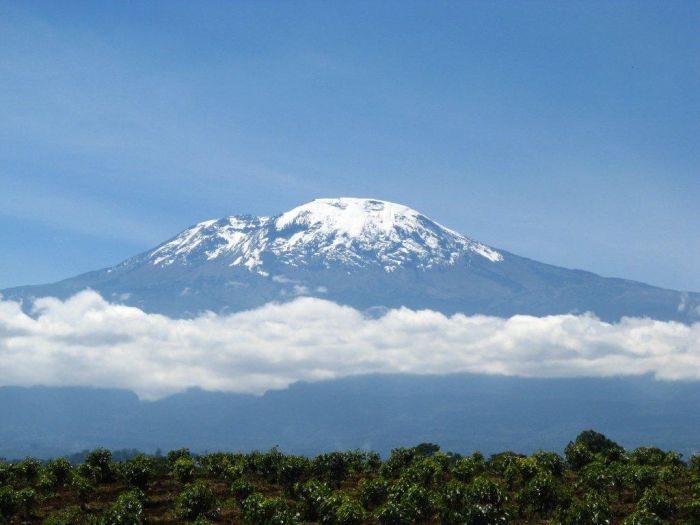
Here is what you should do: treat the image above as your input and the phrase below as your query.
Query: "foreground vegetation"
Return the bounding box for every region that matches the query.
[1,431,699,524]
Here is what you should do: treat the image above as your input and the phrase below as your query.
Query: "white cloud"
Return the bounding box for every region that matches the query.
[0,291,699,400]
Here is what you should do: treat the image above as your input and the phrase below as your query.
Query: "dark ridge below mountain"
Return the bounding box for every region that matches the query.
[1,374,699,460]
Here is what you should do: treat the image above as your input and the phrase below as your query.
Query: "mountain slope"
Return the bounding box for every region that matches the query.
[3,197,699,321]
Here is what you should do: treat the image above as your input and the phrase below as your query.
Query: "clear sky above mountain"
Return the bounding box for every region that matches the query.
[1,1,698,291]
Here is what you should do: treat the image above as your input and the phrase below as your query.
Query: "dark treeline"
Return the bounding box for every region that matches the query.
[1,431,699,524]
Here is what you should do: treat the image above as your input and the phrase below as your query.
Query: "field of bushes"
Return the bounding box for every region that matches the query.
[1,431,699,524]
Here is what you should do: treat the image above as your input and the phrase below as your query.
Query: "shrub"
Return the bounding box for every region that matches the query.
[630,447,668,467]
[100,490,145,525]
[452,454,485,483]
[486,452,525,477]
[0,465,12,486]
[223,462,245,483]
[0,486,18,519]
[637,487,675,519]
[332,496,366,525]
[43,506,90,525]
[172,456,197,483]
[231,478,255,505]
[532,451,566,477]
[577,461,619,494]
[46,457,73,486]
[374,501,413,525]
[374,480,435,525]
[314,491,366,525]
[399,457,442,487]
[242,493,300,525]
[167,448,192,466]
[119,454,154,489]
[561,494,612,525]
[314,452,352,486]
[629,465,659,495]
[295,479,331,521]
[198,452,233,477]
[85,448,113,483]
[175,481,220,521]
[252,448,285,483]
[278,455,310,492]
[621,510,663,525]
[516,472,568,516]
[572,431,623,456]
[71,474,95,509]
[358,477,389,510]
[439,478,509,525]
[13,457,41,483]
[15,487,36,518]
[689,454,700,474]
[381,449,418,480]
[682,499,700,521]
[565,442,595,471]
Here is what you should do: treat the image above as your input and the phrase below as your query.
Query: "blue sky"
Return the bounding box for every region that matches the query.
[1,0,698,291]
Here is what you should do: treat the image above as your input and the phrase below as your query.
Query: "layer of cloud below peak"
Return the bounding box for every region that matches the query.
[0,291,698,400]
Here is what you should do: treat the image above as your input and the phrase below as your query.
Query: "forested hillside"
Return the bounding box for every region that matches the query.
[1,431,699,524]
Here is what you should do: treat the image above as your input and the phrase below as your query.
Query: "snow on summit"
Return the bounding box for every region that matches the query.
[145,198,503,272]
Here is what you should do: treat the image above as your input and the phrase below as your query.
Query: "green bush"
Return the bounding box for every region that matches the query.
[374,500,413,525]
[516,472,568,516]
[0,485,18,519]
[381,448,418,480]
[15,487,36,518]
[242,493,300,525]
[358,477,388,510]
[231,478,256,505]
[43,505,92,525]
[382,481,435,523]
[71,474,96,509]
[399,457,442,487]
[46,458,73,485]
[332,496,366,525]
[486,452,525,477]
[561,493,612,525]
[85,448,114,483]
[621,510,663,525]
[314,452,352,486]
[100,490,145,525]
[198,452,233,477]
[12,457,41,484]
[119,454,154,489]
[629,465,660,495]
[295,479,331,521]
[682,499,700,521]
[278,455,310,491]
[637,487,675,519]
[175,481,219,521]
[172,456,197,483]
[451,454,485,483]
[532,450,566,477]
[441,476,509,525]
[167,448,192,467]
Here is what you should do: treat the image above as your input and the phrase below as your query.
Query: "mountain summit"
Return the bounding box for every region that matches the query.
[143,198,502,274]
[4,198,699,321]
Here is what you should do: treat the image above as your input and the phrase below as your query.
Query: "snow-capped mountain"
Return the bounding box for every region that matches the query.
[4,198,699,322]
[137,198,502,274]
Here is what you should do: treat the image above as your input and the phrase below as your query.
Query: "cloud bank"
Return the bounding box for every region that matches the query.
[0,291,699,400]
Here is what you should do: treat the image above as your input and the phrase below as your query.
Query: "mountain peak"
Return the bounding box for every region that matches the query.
[276,197,427,237]
[143,197,503,272]
[5,198,698,323]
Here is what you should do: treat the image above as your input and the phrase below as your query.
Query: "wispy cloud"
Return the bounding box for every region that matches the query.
[0,291,698,400]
